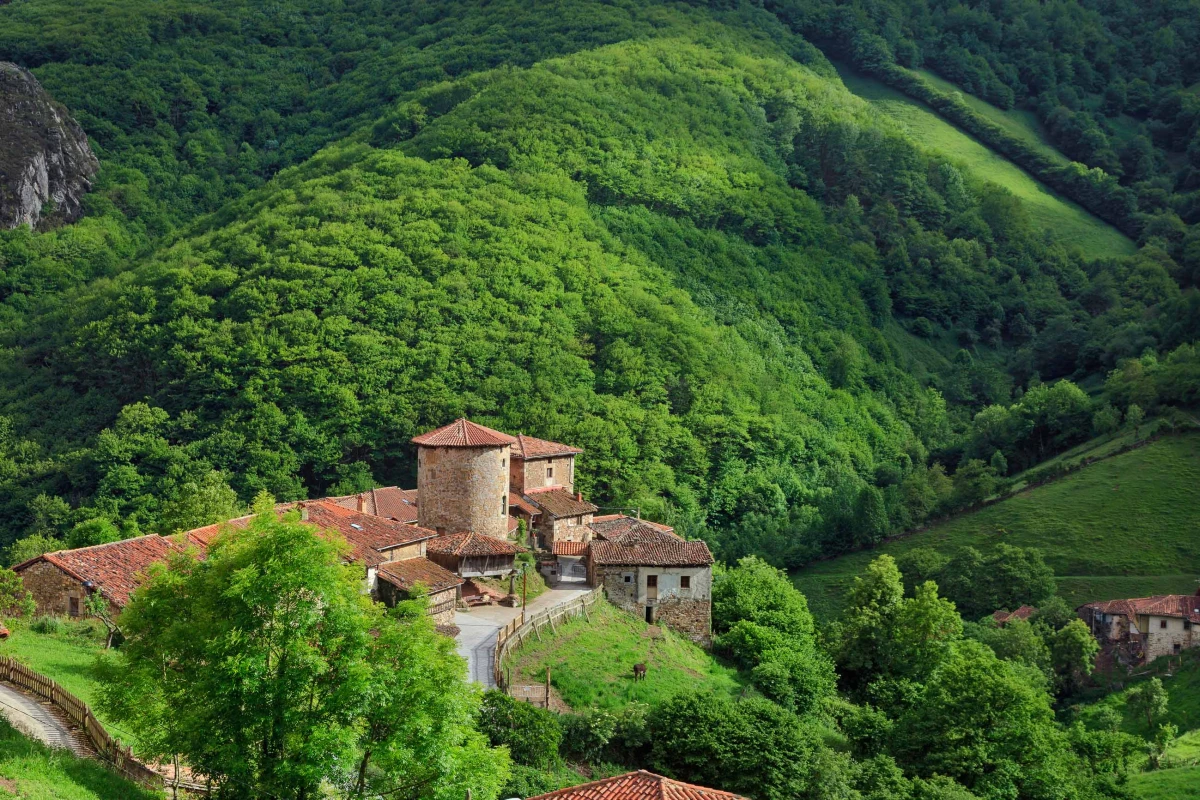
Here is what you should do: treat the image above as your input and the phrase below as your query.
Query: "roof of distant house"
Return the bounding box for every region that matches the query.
[590,514,676,539]
[526,770,746,800]
[377,558,463,595]
[508,493,542,517]
[553,541,589,556]
[590,523,713,567]
[184,513,257,548]
[992,605,1036,625]
[302,502,437,566]
[1080,595,1200,623]
[13,535,190,608]
[524,487,599,518]
[427,531,522,557]
[411,419,517,447]
[326,487,419,523]
[512,433,583,460]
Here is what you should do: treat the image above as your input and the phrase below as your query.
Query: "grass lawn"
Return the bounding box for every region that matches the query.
[505,600,749,710]
[831,62,1135,259]
[1128,766,1200,800]
[794,433,1200,621]
[0,719,158,800]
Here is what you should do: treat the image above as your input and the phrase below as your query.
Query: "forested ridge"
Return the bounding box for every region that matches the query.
[0,0,1197,573]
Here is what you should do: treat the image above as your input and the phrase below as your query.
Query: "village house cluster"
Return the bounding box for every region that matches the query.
[1078,593,1200,665]
[13,418,714,644]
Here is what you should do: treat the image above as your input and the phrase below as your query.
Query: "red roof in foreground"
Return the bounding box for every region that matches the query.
[590,524,713,567]
[15,535,189,608]
[527,770,746,800]
[427,531,522,557]
[411,419,517,447]
[1081,595,1200,623]
[512,433,583,460]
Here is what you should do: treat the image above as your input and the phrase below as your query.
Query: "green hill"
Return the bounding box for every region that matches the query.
[794,432,1200,621]
[0,719,158,800]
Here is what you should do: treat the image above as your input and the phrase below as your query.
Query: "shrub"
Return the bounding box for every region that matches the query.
[29,616,63,635]
[478,690,562,769]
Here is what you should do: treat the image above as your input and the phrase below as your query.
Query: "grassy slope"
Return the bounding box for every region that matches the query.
[831,62,1135,259]
[0,625,105,710]
[506,600,748,710]
[794,433,1200,621]
[1128,766,1200,800]
[0,719,157,800]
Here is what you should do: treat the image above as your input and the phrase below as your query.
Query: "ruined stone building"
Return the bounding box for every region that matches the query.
[1078,593,1200,664]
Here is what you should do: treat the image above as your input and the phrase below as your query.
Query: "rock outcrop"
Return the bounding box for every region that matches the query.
[0,62,98,229]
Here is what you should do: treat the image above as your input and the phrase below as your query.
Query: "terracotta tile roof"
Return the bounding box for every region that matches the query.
[303,502,436,566]
[427,531,522,557]
[326,487,419,523]
[15,535,189,608]
[1081,595,1200,623]
[553,541,589,556]
[590,515,676,539]
[590,524,713,567]
[509,493,542,516]
[184,513,257,548]
[527,770,745,800]
[524,487,598,518]
[992,605,1036,625]
[411,419,517,447]
[512,433,583,460]
[377,558,463,595]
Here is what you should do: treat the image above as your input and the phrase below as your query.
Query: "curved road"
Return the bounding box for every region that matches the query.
[0,682,91,756]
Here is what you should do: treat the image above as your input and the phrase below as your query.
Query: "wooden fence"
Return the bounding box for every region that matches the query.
[492,587,603,690]
[0,657,164,790]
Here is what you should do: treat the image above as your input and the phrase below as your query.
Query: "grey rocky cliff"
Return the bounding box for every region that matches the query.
[0,62,99,229]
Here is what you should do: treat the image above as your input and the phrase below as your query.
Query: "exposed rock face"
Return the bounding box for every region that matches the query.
[0,62,98,229]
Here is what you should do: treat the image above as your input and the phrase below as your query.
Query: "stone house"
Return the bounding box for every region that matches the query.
[413,419,516,540]
[1078,593,1200,664]
[426,531,521,578]
[587,520,714,646]
[374,558,463,627]
[13,534,189,618]
[510,434,583,494]
[526,769,746,800]
[523,487,598,550]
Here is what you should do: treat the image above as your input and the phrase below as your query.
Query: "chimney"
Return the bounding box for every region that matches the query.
[577,491,582,501]
[356,493,365,513]
[299,503,309,522]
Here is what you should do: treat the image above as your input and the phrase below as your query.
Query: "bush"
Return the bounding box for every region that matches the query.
[478,690,563,769]
[29,616,63,635]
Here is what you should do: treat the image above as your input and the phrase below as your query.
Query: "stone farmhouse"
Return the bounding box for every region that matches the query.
[1078,592,1200,664]
[527,769,746,800]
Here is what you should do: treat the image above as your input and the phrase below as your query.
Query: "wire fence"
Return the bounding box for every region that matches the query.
[492,587,603,690]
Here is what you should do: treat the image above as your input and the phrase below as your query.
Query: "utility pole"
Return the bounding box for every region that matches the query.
[522,568,528,625]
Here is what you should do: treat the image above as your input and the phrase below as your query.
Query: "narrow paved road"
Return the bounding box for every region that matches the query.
[455,583,592,688]
[0,682,91,756]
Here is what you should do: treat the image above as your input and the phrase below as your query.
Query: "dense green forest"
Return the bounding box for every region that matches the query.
[0,0,1197,572]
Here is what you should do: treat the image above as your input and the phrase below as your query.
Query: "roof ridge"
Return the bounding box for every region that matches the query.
[49,532,166,557]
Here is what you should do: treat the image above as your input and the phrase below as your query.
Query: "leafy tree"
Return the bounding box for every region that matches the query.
[895,548,950,597]
[84,590,120,649]
[4,533,58,567]
[1047,619,1099,696]
[0,568,35,619]
[477,691,562,770]
[1126,403,1146,439]
[1127,678,1169,730]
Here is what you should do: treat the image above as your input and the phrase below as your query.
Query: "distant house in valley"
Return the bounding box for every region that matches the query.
[375,558,463,626]
[13,534,189,617]
[523,487,598,550]
[587,518,714,645]
[1078,593,1200,664]
[526,769,746,800]
[992,605,1036,627]
[426,531,521,578]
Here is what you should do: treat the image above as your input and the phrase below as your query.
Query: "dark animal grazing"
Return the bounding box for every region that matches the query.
[633,663,647,681]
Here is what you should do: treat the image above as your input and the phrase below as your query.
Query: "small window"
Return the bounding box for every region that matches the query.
[1174,643,1183,654]
[1161,620,1168,629]
[681,576,691,589]
[624,574,633,584]
[546,465,554,481]
[501,495,507,516]
[69,597,79,617]
[647,575,658,588]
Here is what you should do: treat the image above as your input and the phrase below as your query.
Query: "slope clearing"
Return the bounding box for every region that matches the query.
[794,433,1200,621]
[0,718,157,800]
[832,62,1135,258]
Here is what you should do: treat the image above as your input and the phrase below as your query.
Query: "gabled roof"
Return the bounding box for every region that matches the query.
[427,531,522,557]
[524,487,598,518]
[590,515,676,539]
[1081,595,1200,623]
[993,605,1036,625]
[303,502,437,567]
[326,487,419,523]
[411,419,517,447]
[512,433,583,460]
[508,493,542,517]
[553,541,589,556]
[590,524,713,567]
[14,535,189,608]
[184,513,258,548]
[527,770,746,800]
[377,558,463,595]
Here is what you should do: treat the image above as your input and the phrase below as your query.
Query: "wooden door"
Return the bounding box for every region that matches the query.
[646,574,658,602]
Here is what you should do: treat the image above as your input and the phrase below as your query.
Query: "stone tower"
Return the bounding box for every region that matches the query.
[413,419,516,540]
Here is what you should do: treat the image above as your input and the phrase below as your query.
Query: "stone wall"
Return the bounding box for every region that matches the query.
[653,596,712,647]
[594,564,713,646]
[382,541,425,561]
[537,512,593,546]
[417,444,510,539]
[513,455,575,494]
[19,560,82,616]
[1144,616,1199,662]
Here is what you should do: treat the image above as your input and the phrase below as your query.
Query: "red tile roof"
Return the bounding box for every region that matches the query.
[512,433,583,460]
[326,487,419,523]
[303,502,436,566]
[14,535,189,608]
[590,524,713,567]
[377,558,463,595]
[524,487,598,518]
[411,419,517,447]
[427,531,522,557]
[590,515,676,539]
[1081,595,1200,623]
[553,541,589,556]
[509,493,542,516]
[527,770,745,800]
[992,605,1036,625]
[184,513,257,548]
